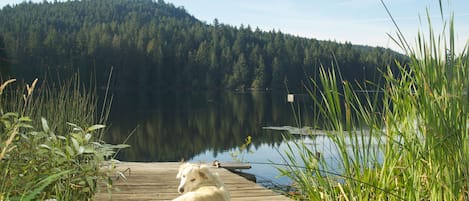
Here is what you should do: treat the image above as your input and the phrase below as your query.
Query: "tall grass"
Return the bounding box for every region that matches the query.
[0,75,126,200]
[2,74,109,137]
[278,2,468,200]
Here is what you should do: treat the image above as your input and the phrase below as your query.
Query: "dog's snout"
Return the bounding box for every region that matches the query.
[178,187,184,193]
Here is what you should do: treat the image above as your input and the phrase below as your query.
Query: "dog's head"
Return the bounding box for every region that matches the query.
[176,163,211,194]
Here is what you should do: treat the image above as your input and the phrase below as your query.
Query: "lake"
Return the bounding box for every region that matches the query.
[103,90,373,187]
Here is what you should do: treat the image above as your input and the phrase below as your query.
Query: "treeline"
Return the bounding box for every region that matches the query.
[0,0,406,91]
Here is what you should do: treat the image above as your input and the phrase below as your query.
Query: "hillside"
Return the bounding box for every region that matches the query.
[0,0,406,90]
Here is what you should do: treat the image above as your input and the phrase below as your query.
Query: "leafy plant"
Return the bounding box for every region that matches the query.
[0,77,127,200]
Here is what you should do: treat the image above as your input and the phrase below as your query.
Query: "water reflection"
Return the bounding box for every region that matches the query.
[104,90,385,186]
[104,90,315,161]
[191,134,384,186]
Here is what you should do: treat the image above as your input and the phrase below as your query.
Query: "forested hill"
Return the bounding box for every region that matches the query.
[0,0,405,91]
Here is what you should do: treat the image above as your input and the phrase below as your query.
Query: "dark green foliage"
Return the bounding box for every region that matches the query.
[0,34,10,79]
[0,0,406,91]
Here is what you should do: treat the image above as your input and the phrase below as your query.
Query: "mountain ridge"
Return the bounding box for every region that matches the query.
[0,0,406,90]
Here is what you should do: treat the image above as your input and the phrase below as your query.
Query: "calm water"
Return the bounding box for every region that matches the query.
[104,90,381,186]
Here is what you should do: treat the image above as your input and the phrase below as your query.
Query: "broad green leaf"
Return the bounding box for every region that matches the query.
[106,144,131,149]
[66,122,79,128]
[72,127,82,132]
[71,138,80,152]
[1,119,11,128]
[41,118,50,133]
[38,144,52,150]
[19,116,32,122]
[3,112,18,118]
[91,142,103,147]
[54,150,66,158]
[18,123,33,129]
[86,124,106,132]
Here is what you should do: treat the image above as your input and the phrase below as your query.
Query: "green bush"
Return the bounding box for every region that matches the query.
[0,78,127,200]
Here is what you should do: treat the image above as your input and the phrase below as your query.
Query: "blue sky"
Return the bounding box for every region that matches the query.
[1,0,468,53]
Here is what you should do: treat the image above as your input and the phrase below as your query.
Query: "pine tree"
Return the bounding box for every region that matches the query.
[0,34,10,78]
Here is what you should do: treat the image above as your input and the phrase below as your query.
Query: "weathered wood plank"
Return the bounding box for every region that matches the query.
[95,162,291,201]
[211,161,252,170]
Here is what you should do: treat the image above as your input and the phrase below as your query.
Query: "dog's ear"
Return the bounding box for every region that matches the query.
[198,166,210,180]
[198,171,208,180]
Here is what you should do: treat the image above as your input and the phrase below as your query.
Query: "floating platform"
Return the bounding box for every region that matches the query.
[95,162,291,201]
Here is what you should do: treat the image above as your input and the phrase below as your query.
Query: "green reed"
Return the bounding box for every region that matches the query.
[278,2,468,200]
[0,75,126,200]
[2,74,110,138]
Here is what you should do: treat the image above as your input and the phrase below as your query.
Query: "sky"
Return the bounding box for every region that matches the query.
[1,0,468,53]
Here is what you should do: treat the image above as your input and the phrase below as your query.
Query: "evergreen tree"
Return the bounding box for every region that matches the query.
[0,34,10,78]
[228,53,249,89]
[271,57,284,89]
[0,0,406,90]
[251,55,266,89]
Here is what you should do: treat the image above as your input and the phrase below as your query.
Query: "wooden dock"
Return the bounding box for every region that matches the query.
[95,162,292,201]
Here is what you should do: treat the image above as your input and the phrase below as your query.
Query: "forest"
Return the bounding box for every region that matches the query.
[0,0,406,91]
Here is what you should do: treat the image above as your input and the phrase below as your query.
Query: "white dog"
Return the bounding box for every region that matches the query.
[172,163,230,201]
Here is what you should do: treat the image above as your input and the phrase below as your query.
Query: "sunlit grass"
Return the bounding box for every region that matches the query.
[278,1,468,200]
[2,74,109,137]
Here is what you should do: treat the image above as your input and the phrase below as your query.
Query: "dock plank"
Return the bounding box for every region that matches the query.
[95,162,291,201]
